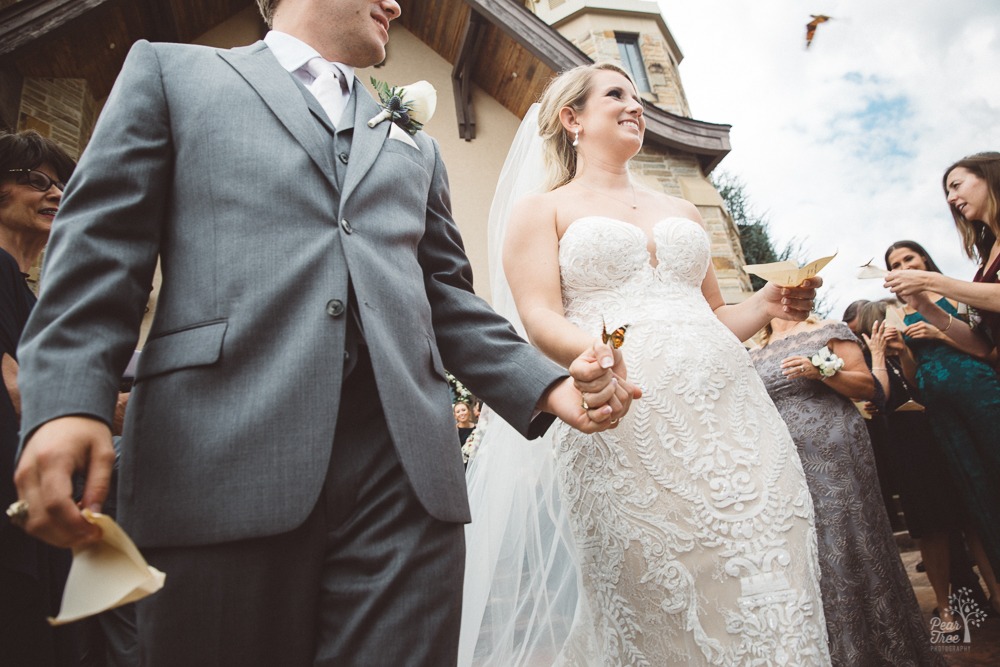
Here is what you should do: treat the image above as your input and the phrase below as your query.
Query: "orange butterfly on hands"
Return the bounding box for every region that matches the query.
[601,318,629,349]
[806,15,831,48]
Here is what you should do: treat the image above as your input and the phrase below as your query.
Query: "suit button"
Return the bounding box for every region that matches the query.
[338,151,349,164]
[340,218,353,234]
[326,299,345,317]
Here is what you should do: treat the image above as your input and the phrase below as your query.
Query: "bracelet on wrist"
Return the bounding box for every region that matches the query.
[871,367,886,371]
[941,314,954,333]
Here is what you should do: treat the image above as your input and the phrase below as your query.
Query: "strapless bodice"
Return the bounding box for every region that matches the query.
[558,216,715,334]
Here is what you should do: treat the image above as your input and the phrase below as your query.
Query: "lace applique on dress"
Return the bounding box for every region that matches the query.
[552,217,830,665]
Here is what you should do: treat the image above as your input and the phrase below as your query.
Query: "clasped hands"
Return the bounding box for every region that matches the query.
[538,338,642,435]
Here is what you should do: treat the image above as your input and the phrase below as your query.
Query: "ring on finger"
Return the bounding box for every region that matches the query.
[581,394,589,410]
[6,499,28,528]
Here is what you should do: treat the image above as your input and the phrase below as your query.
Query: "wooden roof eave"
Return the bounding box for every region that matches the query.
[464,0,731,173]
[0,0,113,57]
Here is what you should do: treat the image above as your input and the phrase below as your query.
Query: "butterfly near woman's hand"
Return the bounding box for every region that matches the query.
[601,319,629,349]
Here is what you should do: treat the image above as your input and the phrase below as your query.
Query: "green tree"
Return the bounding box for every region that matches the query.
[713,171,786,291]
[713,171,829,316]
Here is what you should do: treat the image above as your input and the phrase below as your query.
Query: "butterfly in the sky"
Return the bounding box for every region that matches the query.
[601,319,629,349]
[806,15,831,48]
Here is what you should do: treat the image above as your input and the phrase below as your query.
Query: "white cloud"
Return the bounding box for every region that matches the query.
[657,0,1000,316]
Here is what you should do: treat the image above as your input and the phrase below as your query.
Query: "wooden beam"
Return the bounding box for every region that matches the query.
[0,0,112,57]
[462,0,731,172]
[452,11,487,141]
[0,66,23,132]
[135,0,180,43]
[463,0,588,71]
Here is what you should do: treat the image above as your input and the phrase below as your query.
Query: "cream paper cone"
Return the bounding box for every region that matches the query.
[884,306,907,331]
[856,260,888,279]
[742,253,836,287]
[48,510,165,626]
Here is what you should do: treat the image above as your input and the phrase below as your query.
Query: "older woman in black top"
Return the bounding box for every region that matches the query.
[0,130,76,666]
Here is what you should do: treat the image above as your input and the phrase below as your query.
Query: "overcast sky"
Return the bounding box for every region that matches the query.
[655,0,1000,316]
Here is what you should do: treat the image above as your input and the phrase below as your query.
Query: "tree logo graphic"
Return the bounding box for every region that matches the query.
[931,587,988,645]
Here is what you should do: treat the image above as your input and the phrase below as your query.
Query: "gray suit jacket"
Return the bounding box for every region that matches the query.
[18,40,564,548]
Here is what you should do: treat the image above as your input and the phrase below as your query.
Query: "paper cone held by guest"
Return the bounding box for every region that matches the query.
[856,258,888,279]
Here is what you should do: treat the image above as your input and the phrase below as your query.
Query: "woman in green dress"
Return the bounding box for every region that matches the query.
[884,239,1000,615]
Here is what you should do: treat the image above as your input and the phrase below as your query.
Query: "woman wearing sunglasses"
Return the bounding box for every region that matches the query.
[0,129,77,666]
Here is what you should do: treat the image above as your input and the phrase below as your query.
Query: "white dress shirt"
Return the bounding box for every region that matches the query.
[263,30,355,126]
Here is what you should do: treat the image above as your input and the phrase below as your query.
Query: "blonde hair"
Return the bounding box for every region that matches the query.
[255,0,277,27]
[536,63,637,192]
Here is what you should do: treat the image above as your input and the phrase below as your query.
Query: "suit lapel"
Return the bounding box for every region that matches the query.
[217,42,338,186]
[341,82,389,204]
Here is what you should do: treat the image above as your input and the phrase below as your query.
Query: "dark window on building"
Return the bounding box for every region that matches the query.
[616,33,651,93]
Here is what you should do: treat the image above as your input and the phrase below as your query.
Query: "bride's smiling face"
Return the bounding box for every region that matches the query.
[575,70,644,154]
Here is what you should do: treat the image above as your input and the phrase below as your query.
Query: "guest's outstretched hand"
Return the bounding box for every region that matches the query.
[762,277,822,320]
[884,269,937,298]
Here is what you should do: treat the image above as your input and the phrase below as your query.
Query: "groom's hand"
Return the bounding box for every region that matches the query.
[13,416,113,548]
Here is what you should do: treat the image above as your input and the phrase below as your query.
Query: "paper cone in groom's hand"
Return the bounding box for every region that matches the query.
[48,510,165,625]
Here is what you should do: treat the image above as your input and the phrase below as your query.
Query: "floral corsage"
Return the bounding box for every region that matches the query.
[810,345,844,380]
[367,77,437,135]
[461,423,484,464]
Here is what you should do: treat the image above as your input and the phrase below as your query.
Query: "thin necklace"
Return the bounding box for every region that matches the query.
[573,179,638,209]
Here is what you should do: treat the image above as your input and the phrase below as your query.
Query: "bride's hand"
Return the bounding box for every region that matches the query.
[762,277,822,321]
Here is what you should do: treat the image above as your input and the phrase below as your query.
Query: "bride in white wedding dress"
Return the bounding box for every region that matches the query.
[459,63,831,666]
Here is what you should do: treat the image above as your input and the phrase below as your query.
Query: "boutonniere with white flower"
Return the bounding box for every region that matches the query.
[367,77,437,135]
[810,345,845,379]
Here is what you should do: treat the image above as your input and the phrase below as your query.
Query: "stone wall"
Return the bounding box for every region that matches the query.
[630,146,752,301]
[18,77,97,159]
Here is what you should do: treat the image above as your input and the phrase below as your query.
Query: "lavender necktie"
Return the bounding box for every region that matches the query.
[306,58,349,127]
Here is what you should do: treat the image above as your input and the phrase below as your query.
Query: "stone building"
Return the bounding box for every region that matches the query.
[0,0,751,342]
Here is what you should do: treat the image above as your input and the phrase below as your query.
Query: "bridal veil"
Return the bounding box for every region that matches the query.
[458,105,591,666]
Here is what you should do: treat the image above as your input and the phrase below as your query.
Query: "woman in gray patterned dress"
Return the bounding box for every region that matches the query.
[750,317,944,667]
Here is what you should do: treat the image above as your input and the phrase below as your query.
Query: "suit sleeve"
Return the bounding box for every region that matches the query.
[17,40,170,442]
[416,138,565,436]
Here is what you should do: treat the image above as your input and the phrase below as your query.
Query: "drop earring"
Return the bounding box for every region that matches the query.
[572,128,580,148]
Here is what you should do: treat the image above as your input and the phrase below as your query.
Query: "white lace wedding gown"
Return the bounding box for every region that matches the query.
[541,216,829,665]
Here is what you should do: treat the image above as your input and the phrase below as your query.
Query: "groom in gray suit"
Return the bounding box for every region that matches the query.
[10,0,637,664]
